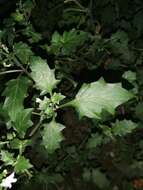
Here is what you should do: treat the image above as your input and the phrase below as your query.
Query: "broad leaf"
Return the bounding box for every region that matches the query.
[42,121,65,154]
[2,77,31,121]
[14,156,33,173]
[70,78,134,119]
[13,108,33,137]
[30,57,59,94]
[112,119,138,136]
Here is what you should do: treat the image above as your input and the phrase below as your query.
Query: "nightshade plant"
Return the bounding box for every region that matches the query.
[0,47,135,188]
[0,0,142,189]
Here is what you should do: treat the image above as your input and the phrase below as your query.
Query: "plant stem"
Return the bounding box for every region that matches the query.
[59,100,74,109]
[32,111,41,116]
[64,8,87,13]
[29,120,42,137]
[64,0,85,10]
[0,70,23,75]
[14,56,34,81]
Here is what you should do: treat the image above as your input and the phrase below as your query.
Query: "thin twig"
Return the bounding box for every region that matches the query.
[0,69,23,75]
[29,120,42,137]
[32,111,41,116]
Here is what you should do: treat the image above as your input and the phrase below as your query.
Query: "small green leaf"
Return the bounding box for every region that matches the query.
[13,108,33,137]
[51,93,65,105]
[86,134,103,149]
[30,56,59,94]
[1,150,15,166]
[14,42,33,64]
[42,121,65,154]
[11,12,24,22]
[70,78,134,119]
[14,156,32,173]
[122,70,136,83]
[10,138,31,151]
[92,169,110,189]
[2,77,31,121]
[112,120,138,136]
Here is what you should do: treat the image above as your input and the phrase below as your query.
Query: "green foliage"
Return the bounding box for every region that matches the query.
[86,134,103,149]
[14,156,33,173]
[48,29,87,56]
[0,0,143,189]
[70,78,134,119]
[83,168,110,189]
[30,56,59,95]
[42,121,65,154]
[122,71,137,83]
[2,77,31,121]
[112,120,138,136]
[1,150,15,166]
[14,42,34,64]
[13,108,33,137]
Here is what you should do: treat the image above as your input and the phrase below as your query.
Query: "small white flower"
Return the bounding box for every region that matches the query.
[0,172,17,189]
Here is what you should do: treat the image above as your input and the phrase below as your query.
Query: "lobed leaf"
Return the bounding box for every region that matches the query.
[2,77,31,121]
[42,121,65,154]
[30,56,59,95]
[70,78,134,119]
[112,119,138,136]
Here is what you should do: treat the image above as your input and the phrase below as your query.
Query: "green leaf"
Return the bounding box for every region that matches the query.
[14,156,32,173]
[14,42,33,64]
[22,25,42,43]
[49,29,87,56]
[10,138,31,152]
[51,93,65,105]
[112,119,138,136]
[42,121,65,154]
[92,169,110,189]
[1,150,15,166]
[86,134,103,149]
[2,77,31,121]
[70,78,134,119]
[30,57,59,94]
[122,70,136,83]
[135,102,143,121]
[13,108,33,137]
